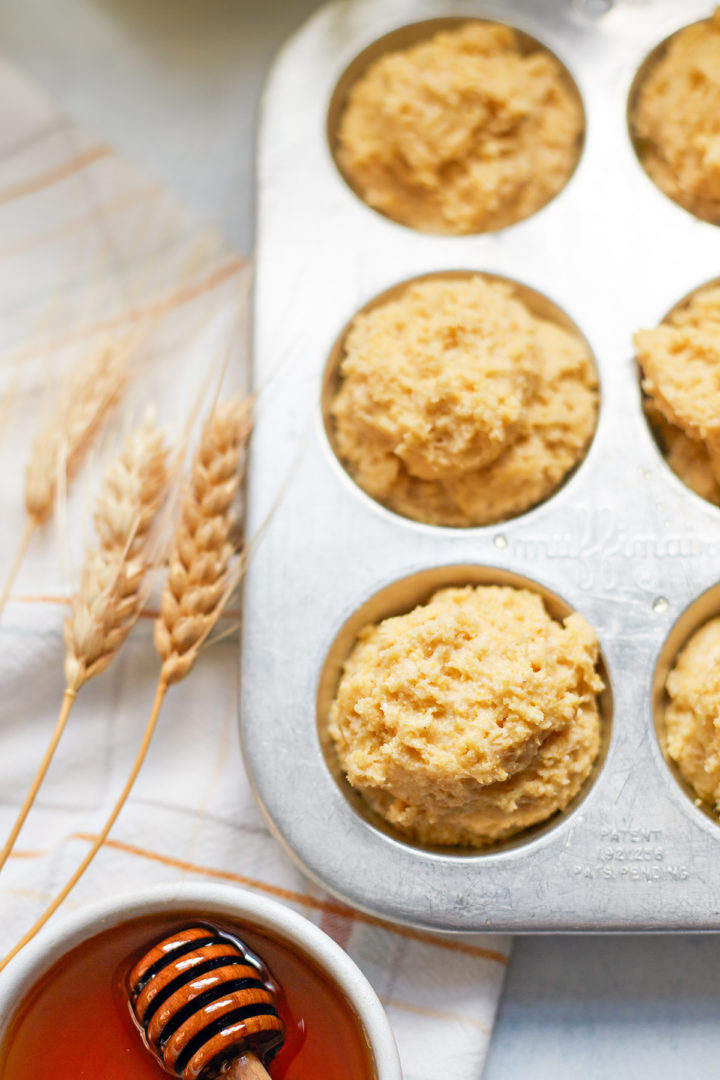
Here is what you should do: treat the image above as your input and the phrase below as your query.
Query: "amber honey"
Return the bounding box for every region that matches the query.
[0,912,376,1080]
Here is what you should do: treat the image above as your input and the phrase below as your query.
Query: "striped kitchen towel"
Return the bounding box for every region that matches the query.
[0,58,510,1080]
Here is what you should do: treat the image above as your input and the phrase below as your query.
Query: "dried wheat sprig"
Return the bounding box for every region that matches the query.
[154,395,251,685]
[0,341,130,618]
[27,341,129,525]
[0,413,169,878]
[0,397,250,972]
[64,411,168,691]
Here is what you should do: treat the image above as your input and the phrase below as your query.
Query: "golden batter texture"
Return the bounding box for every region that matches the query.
[329,585,604,847]
[665,617,720,809]
[632,9,720,224]
[636,283,720,505]
[336,21,583,234]
[330,275,598,527]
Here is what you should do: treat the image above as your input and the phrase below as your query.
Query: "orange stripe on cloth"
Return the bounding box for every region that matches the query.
[380,995,491,1032]
[320,907,355,952]
[2,886,53,903]
[10,594,242,620]
[0,184,158,260]
[3,256,247,364]
[0,145,112,206]
[73,834,507,965]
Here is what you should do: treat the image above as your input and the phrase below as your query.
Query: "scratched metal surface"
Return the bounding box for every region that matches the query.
[241,0,720,932]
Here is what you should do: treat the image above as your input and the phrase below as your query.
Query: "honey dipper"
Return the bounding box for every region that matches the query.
[128,924,286,1080]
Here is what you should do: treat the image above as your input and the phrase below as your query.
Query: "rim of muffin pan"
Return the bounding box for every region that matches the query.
[316,563,614,858]
[651,581,720,830]
[627,13,720,227]
[326,16,586,235]
[320,269,602,531]
[636,274,720,514]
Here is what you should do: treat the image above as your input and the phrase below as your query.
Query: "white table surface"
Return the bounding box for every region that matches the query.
[2,1,719,1076]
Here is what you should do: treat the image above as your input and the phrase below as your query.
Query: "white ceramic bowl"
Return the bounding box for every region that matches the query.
[0,881,402,1079]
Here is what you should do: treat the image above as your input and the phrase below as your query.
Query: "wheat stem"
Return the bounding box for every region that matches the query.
[0,678,168,976]
[1,398,250,967]
[0,689,77,875]
[0,518,37,620]
[0,416,168,897]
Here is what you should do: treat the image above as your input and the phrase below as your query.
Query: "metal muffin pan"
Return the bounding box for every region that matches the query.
[241,0,720,932]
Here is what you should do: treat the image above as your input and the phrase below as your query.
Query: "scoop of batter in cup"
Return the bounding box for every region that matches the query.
[336,21,584,234]
[329,584,604,847]
[665,617,720,811]
[631,9,720,225]
[330,275,598,527]
[636,283,720,504]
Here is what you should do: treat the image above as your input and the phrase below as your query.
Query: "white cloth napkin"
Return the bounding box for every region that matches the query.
[0,60,510,1079]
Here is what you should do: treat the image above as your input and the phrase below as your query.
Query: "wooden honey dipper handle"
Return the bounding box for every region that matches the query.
[227,1053,273,1080]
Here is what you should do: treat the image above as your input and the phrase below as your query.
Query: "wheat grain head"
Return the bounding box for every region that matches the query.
[154,396,250,686]
[26,340,129,526]
[64,411,168,692]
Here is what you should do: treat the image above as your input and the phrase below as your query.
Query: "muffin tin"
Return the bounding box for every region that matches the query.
[241,0,720,932]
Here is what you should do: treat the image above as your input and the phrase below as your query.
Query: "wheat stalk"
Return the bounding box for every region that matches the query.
[0,396,250,973]
[154,395,251,685]
[0,412,168,878]
[64,410,168,691]
[0,340,129,619]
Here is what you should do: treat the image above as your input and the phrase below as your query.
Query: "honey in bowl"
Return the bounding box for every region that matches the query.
[0,913,376,1080]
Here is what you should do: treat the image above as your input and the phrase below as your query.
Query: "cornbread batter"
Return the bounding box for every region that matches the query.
[335,21,584,234]
[636,283,720,505]
[330,275,598,527]
[665,617,720,810]
[328,585,603,847]
[632,9,720,224]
